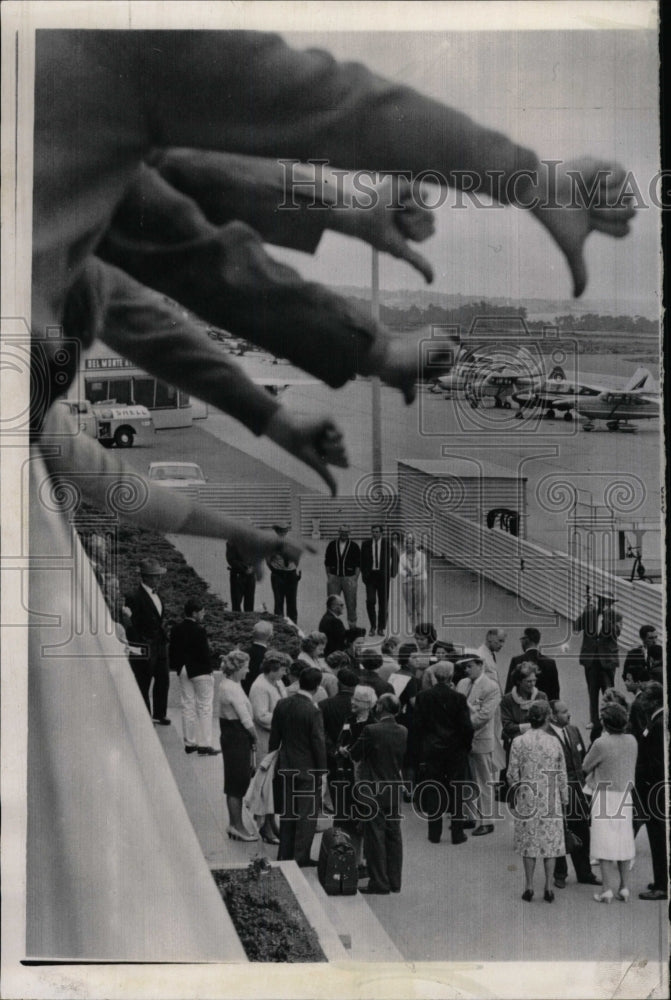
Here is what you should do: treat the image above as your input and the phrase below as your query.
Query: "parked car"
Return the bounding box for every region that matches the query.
[147,461,207,488]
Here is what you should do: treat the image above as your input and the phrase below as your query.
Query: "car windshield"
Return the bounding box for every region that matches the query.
[150,465,204,480]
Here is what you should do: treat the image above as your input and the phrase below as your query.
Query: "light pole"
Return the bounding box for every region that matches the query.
[371,248,382,482]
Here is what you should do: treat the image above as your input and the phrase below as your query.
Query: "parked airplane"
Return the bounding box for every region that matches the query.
[252,376,320,398]
[513,367,659,431]
[513,367,592,421]
[431,345,544,408]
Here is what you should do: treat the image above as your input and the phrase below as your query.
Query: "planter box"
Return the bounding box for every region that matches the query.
[211,861,348,963]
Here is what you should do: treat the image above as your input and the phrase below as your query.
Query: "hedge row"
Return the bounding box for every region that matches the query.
[75,504,301,657]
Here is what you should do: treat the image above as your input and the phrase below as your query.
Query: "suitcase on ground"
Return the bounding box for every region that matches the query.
[317,827,358,896]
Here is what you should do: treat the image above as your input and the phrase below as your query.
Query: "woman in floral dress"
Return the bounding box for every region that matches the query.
[507,700,568,902]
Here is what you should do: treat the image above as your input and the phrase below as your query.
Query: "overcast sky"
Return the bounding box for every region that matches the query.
[275,29,659,313]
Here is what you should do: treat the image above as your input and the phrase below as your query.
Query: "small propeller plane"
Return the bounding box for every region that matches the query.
[252,376,320,398]
[431,345,544,408]
[512,367,659,431]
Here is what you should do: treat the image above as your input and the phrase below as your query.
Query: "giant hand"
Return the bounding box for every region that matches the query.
[330,173,436,283]
[265,410,349,496]
[530,158,636,297]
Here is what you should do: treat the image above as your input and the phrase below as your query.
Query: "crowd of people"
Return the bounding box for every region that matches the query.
[104,541,665,902]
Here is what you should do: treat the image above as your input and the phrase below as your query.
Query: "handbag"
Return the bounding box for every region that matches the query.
[239,747,260,839]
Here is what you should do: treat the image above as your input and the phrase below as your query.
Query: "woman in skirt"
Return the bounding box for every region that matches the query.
[582,702,638,903]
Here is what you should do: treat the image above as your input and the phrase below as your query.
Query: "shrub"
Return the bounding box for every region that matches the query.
[75,504,300,656]
[212,863,326,963]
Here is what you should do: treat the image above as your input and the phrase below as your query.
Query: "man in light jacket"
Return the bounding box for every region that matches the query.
[456,650,501,837]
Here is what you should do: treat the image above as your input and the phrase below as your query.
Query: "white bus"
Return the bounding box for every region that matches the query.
[72,344,207,429]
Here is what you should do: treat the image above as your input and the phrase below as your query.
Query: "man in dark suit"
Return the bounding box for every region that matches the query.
[320,666,359,807]
[241,620,273,695]
[635,683,667,900]
[574,591,622,727]
[360,524,398,636]
[226,537,256,613]
[350,693,407,894]
[269,666,327,867]
[318,595,348,658]
[623,624,658,676]
[125,558,171,723]
[266,521,301,624]
[324,524,361,629]
[358,648,395,699]
[623,663,651,741]
[573,594,599,722]
[504,627,560,701]
[595,591,622,688]
[320,667,358,754]
[549,700,601,888]
[413,661,474,845]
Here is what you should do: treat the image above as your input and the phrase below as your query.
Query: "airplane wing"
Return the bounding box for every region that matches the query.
[252,377,319,386]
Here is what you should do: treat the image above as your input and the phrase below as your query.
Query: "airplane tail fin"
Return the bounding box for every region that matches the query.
[623,367,654,392]
[514,345,544,377]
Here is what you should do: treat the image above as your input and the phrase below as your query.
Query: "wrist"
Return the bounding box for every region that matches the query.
[358,333,389,377]
[264,407,293,447]
[508,154,542,210]
[256,398,283,438]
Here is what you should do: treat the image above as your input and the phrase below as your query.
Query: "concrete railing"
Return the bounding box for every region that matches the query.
[398,472,663,646]
[174,484,292,529]
[297,494,436,542]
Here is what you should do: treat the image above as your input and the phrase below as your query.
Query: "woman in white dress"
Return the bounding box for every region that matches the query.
[582,702,637,903]
[398,533,427,629]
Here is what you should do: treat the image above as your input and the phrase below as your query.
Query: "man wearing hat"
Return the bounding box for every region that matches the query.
[266,521,301,624]
[456,650,501,836]
[125,558,171,723]
[573,590,622,728]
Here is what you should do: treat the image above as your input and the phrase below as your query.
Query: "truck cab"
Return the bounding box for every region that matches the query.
[58,400,154,447]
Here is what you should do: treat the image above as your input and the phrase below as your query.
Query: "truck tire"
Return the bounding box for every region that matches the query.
[114,426,134,448]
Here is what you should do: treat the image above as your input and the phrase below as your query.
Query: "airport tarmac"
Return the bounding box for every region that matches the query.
[200,350,661,559]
